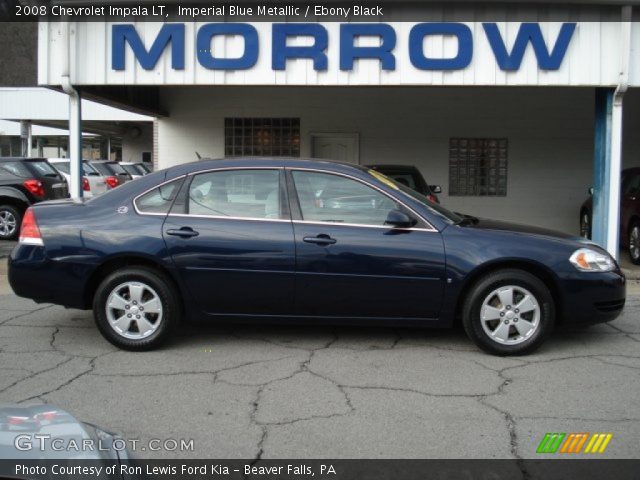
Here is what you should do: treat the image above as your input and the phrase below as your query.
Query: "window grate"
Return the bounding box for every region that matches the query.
[449,138,508,197]
[224,118,300,157]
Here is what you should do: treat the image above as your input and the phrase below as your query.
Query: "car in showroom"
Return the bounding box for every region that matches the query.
[367,164,442,203]
[0,157,69,240]
[8,158,625,355]
[580,167,640,264]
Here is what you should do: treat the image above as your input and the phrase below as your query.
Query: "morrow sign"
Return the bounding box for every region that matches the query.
[112,22,577,72]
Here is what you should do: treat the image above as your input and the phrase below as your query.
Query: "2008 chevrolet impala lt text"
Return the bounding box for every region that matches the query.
[7,158,626,355]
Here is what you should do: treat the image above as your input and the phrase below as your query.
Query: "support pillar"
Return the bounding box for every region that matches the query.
[20,120,32,157]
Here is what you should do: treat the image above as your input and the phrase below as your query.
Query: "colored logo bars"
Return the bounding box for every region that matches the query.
[537,433,613,454]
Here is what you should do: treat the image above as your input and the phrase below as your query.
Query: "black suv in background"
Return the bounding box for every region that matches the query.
[0,158,69,240]
[367,164,442,203]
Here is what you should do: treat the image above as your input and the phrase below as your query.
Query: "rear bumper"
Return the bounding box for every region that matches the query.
[8,244,91,309]
[558,270,626,324]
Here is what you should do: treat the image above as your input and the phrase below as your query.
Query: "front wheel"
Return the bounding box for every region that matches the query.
[629,221,640,265]
[462,269,555,355]
[93,267,180,350]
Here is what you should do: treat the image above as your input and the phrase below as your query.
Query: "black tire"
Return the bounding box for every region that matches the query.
[0,204,22,240]
[629,220,640,265]
[93,267,180,351]
[462,269,555,356]
[580,209,591,239]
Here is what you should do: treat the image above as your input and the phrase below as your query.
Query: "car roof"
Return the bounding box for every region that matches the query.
[167,157,368,176]
[0,157,48,162]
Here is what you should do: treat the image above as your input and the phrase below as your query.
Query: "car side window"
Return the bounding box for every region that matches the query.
[187,169,283,219]
[135,178,184,214]
[292,171,400,226]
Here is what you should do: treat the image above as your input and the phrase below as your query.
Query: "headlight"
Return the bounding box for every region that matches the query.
[569,248,615,272]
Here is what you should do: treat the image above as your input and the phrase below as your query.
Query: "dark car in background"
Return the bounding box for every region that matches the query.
[367,164,442,203]
[88,160,132,187]
[0,157,69,240]
[580,167,640,264]
[8,158,625,356]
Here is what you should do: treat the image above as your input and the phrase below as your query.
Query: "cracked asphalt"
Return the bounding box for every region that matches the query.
[0,256,639,460]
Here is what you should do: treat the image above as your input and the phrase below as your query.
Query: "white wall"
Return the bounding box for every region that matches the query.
[157,86,599,234]
[121,123,153,163]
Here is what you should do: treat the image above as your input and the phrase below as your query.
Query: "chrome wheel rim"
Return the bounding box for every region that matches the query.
[580,214,590,238]
[480,285,541,345]
[631,226,640,261]
[0,210,17,237]
[105,281,163,340]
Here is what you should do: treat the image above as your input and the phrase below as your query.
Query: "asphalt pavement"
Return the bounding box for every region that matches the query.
[0,249,639,459]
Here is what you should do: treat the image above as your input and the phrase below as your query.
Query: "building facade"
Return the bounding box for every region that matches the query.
[36,3,640,253]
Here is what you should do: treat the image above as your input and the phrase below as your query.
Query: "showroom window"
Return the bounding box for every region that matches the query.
[449,138,508,196]
[225,118,300,157]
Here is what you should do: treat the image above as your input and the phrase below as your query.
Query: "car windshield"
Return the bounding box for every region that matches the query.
[122,164,146,176]
[82,162,100,176]
[52,162,70,174]
[90,163,111,176]
[107,162,128,175]
[28,160,59,177]
[364,168,462,224]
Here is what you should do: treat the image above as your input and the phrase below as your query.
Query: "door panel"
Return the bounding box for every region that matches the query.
[294,223,445,318]
[289,169,446,319]
[163,168,295,316]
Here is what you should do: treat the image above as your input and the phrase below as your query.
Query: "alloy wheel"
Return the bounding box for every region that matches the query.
[480,285,541,345]
[0,210,17,238]
[105,281,163,340]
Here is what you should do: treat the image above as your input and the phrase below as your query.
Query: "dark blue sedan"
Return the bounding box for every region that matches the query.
[8,158,626,355]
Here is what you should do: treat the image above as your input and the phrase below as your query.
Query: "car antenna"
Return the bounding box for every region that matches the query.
[195,151,202,160]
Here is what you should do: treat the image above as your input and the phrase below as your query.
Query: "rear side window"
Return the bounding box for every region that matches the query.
[108,162,127,175]
[0,162,31,177]
[83,162,100,176]
[135,179,184,214]
[187,169,283,219]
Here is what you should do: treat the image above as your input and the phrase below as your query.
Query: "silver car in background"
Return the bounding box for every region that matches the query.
[120,162,151,179]
[48,159,109,197]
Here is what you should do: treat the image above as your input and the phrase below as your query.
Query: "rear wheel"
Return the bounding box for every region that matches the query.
[93,267,180,350]
[462,269,555,355]
[0,205,21,240]
[629,221,640,265]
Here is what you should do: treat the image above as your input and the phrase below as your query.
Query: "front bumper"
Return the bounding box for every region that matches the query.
[558,270,626,324]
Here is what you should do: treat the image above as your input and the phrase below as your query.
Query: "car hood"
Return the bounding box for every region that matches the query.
[463,217,593,245]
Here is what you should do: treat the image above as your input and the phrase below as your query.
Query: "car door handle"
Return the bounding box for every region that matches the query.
[303,234,336,245]
[166,227,199,238]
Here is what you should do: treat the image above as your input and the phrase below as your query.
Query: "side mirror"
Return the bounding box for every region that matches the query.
[430,185,442,194]
[588,187,594,196]
[385,209,416,228]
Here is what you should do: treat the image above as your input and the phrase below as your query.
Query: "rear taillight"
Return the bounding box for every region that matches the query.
[8,416,29,426]
[105,176,119,189]
[23,179,45,198]
[427,194,439,204]
[82,177,90,191]
[19,208,43,246]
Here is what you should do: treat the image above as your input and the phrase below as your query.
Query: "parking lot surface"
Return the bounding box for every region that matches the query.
[0,256,639,459]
